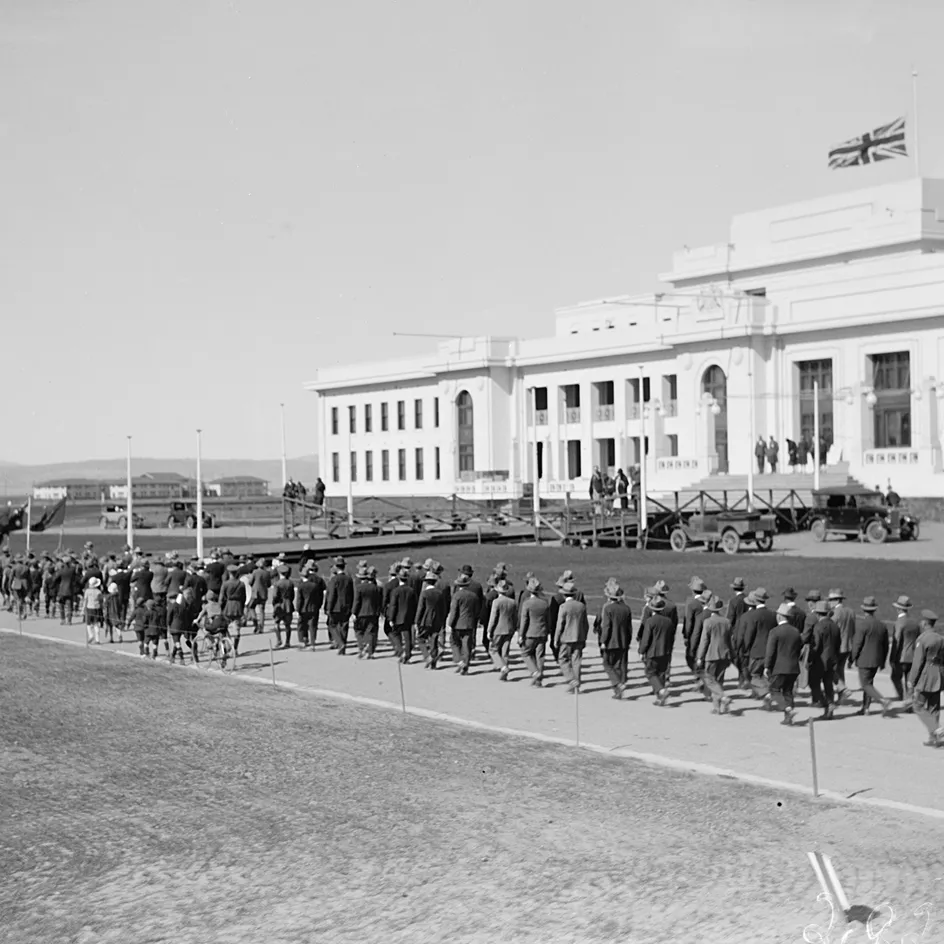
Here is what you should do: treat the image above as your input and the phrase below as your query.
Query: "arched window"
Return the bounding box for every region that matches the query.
[701,365,728,473]
[457,391,474,473]
[701,365,727,407]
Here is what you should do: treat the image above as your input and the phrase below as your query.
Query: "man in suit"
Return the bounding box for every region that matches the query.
[325,556,354,655]
[766,603,802,725]
[348,562,380,658]
[682,577,708,683]
[204,550,226,599]
[554,580,589,694]
[10,555,30,620]
[487,578,518,680]
[518,577,550,687]
[595,578,633,699]
[381,563,400,653]
[297,562,327,651]
[55,555,79,625]
[741,588,778,701]
[804,599,841,718]
[696,594,733,714]
[548,570,585,664]
[828,588,856,702]
[726,577,748,629]
[781,588,805,632]
[415,570,447,669]
[639,597,675,705]
[851,595,892,716]
[731,591,755,690]
[385,565,418,663]
[688,587,713,698]
[248,558,272,635]
[890,594,921,705]
[908,609,944,747]
[448,571,481,675]
[455,564,485,660]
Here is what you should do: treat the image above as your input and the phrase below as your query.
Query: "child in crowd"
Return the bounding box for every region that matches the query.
[104,581,122,644]
[83,576,104,644]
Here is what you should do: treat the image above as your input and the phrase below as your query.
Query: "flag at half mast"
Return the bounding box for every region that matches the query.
[828,117,907,169]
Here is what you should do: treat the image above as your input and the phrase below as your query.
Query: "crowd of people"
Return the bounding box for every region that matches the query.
[3,543,943,749]
[282,477,325,504]
[754,434,833,474]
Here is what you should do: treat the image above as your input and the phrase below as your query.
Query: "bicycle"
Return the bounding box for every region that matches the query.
[202,629,234,671]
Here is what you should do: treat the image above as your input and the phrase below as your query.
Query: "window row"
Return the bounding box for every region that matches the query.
[331,447,442,483]
[331,398,440,435]
[531,376,678,424]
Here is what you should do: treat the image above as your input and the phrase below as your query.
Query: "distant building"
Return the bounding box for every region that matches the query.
[108,472,193,501]
[207,475,269,498]
[33,479,108,501]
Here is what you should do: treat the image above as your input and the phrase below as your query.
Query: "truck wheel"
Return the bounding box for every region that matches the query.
[755,533,773,552]
[721,529,741,555]
[866,520,888,544]
[99,516,108,530]
[669,528,687,552]
[118,516,127,530]
[185,516,196,530]
[166,517,176,530]
[810,519,826,542]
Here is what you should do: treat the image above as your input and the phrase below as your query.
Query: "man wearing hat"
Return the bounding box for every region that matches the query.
[220,563,246,654]
[696,595,733,714]
[325,556,355,655]
[781,588,805,632]
[296,561,326,649]
[429,561,452,651]
[448,570,482,674]
[54,554,80,625]
[554,581,589,693]
[183,558,208,610]
[414,569,447,668]
[248,558,272,634]
[487,579,518,680]
[851,596,892,716]
[739,588,777,699]
[766,603,802,724]
[518,577,550,687]
[689,587,714,697]
[596,579,633,698]
[458,565,486,658]
[828,588,856,702]
[890,595,921,704]
[683,577,708,683]
[804,599,841,718]
[908,610,944,747]
[639,595,676,706]
[204,550,226,599]
[381,562,401,649]
[272,564,296,649]
[9,554,30,621]
[385,565,418,663]
[726,578,748,628]
[351,562,383,659]
[548,570,585,665]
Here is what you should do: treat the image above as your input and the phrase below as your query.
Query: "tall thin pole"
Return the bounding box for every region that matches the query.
[126,436,134,549]
[196,429,204,560]
[25,496,31,555]
[747,356,755,512]
[912,68,921,178]
[531,388,540,542]
[813,381,821,490]
[280,402,288,488]
[346,424,354,530]
[637,365,648,536]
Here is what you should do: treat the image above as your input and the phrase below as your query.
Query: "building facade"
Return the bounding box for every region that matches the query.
[109,473,192,501]
[33,480,107,501]
[207,476,270,498]
[306,178,944,499]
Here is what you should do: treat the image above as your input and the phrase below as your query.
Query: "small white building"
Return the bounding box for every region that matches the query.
[306,177,944,499]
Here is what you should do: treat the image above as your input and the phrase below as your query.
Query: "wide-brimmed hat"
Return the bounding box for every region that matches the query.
[333,556,346,568]
[604,578,623,600]
[744,592,758,607]
[730,577,745,591]
[782,587,797,601]
[423,571,438,583]
[226,563,238,573]
[278,564,290,576]
[496,579,513,596]
[813,599,830,615]
[526,576,542,593]
[827,588,845,601]
[556,569,575,588]
[648,597,665,611]
[493,561,509,576]
[88,577,101,588]
[775,602,793,619]
[653,579,669,594]
[805,590,821,603]
[689,576,707,593]
[753,587,770,603]
[560,580,577,596]
[455,573,471,587]
[459,564,474,577]
[705,594,724,612]
[355,561,370,578]
[861,596,879,612]
[893,595,912,610]
[107,582,118,594]
[921,609,939,623]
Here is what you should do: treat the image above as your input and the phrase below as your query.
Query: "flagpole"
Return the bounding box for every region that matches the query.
[912,68,921,177]
[196,428,204,561]
[26,496,31,555]
[126,435,134,550]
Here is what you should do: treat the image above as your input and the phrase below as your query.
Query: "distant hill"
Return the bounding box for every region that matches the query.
[0,456,319,494]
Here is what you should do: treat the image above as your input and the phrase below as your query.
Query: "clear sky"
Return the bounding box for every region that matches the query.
[3,0,942,464]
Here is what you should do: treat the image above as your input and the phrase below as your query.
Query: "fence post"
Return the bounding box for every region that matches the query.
[397,659,407,715]
[268,639,277,685]
[809,719,820,798]
[619,512,626,548]
[591,514,598,548]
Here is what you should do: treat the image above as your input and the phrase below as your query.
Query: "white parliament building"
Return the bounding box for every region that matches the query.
[307,178,944,501]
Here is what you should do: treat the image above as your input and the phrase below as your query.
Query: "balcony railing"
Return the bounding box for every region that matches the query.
[594,405,614,421]
[564,408,581,424]
[534,410,548,425]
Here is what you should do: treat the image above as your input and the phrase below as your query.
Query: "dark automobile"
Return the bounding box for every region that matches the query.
[165,502,215,530]
[808,486,916,544]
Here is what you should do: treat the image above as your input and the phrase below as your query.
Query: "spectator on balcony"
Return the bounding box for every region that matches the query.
[313,477,326,508]
[754,437,766,474]
[589,467,605,516]
[766,437,779,474]
[615,469,629,511]
[797,436,809,472]
[786,438,798,473]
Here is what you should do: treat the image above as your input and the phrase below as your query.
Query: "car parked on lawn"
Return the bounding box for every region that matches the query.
[808,486,914,544]
[99,505,145,531]
[668,510,776,554]
[165,502,216,530]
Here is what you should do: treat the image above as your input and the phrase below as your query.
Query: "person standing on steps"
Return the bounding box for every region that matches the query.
[755,436,767,474]
[766,436,779,474]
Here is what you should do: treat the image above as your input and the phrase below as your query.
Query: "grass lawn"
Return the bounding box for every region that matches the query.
[1,635,941,944]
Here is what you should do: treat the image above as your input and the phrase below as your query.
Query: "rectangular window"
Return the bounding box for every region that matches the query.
[415,447,424,480]
[434,397,440,428]
[435,446,441,480]
[365,450,373,482]
[348,405,356,434]
[349,451,357,482]
[566,440,582,479]
[331,407,339,436]
[331,452,340,483]
[666,434,678,457]
[364,404,372,433]
[397,400,405,431]
[381,402,389,432]
[534,386,548,410]
[642,377,650,402]
[562,384,580,408]
[870,352,911,447]
[398,448,407,481]
[414,398,423,429]
[381,449,390,481]
[797,359,834,453]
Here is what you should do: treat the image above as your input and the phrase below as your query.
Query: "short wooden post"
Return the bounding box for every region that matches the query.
[397,659,407,715]
[574,683,580,746]
[809,719,820,798]
[476,524,482,545]
[268,638,277,685]
[591,514,598,548]
[564,491,571,542]
[619,512,626,548]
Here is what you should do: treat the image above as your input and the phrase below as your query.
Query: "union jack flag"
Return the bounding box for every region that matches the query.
[828,117,907,168]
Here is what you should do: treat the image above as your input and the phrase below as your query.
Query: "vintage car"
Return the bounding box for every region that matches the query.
[669,510,776,554]
[808,486,915,544]
[165,502,216,530]
[99,505,145,530]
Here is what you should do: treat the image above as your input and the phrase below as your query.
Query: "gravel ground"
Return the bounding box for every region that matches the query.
[2,635,942,944]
